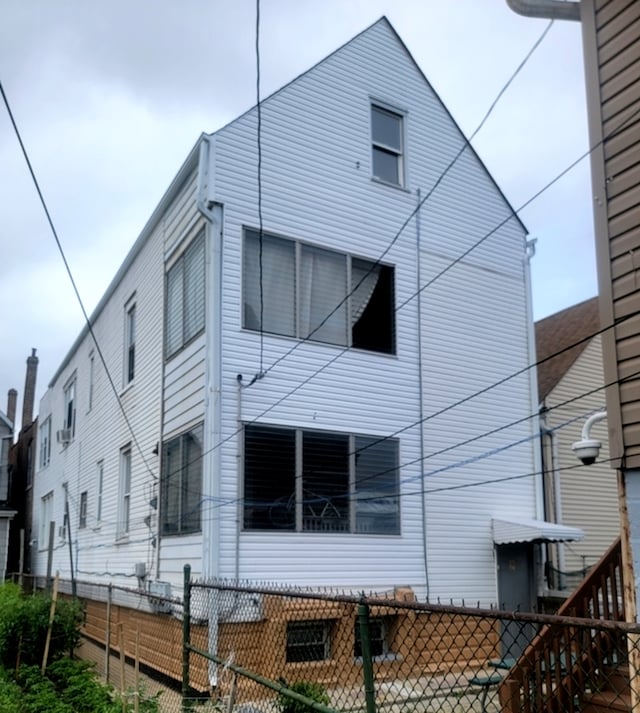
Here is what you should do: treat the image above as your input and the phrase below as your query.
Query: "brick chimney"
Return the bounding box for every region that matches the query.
[21,348,38,429]
[6,389,17,426]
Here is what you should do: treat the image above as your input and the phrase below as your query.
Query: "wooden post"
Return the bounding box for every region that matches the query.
[618,470,640,711]
[134,623,140,713]
[105,584,112,682]
[119,623,126,712]
[41,572,59,674]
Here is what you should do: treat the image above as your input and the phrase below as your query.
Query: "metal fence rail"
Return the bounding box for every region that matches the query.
[12,571,640,713]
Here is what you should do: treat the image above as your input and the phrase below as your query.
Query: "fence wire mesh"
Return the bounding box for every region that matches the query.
[11,573,640,713]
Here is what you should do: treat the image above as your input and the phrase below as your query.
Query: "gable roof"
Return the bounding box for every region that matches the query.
[535,296,600,402]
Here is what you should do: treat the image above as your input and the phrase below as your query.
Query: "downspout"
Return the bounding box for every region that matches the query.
[524,238,546,598]
[197,134,223,689]
[540,416,566,587]
[415,189,430,599]
[505,0,580,21]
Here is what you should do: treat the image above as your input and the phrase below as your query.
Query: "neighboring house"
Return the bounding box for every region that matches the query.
[32,17,576,613]
[536,297,619,592]
[0,391,17,583]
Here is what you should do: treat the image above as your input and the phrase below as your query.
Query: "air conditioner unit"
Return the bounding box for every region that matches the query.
[56,429,72,444]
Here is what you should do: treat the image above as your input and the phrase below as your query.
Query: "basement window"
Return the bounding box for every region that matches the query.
[286,620,332,662]
[354,616,393,659]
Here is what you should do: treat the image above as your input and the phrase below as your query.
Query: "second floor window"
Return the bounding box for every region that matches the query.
[117,447,132,539]
[63,380,76,437]
[243,230,395,354]
[125,302,136,384]
[166,230,206,358]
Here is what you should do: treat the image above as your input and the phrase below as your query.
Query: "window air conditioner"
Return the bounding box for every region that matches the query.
[56,429,72,444]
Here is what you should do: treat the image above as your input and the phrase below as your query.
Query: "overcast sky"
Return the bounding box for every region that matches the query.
[1,0,593,428]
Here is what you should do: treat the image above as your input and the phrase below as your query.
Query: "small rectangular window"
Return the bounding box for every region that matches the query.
[96,461,104,525]
[166,231,206,358]
[88,353,95,410]
[371,105,404,186]
[40,491,54,549]
[118,447,132,538]
[39,418,51,468]
[354,617,392,658]
[286,620,332,662]
[63,380,76,436]
[161,424,204,535]
[79,491,88,529]
[125,303,136,384]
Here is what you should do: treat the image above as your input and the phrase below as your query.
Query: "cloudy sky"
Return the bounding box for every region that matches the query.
[1,0,592,427]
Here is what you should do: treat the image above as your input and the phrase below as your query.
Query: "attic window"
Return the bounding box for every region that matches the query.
[371,105,404,186]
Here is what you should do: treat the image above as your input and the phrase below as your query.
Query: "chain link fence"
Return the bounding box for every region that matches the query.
[12,570,640,713]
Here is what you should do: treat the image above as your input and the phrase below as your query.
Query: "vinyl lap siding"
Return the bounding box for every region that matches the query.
[585,0,640,465]
[208,19,533,602]
[543,337,619,572]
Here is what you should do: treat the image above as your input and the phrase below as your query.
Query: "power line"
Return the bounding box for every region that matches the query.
[252,19,555,379]
[0,82,158,484]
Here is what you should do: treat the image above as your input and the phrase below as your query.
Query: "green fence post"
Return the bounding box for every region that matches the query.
[182,564,192,713]
[358,601,377,713]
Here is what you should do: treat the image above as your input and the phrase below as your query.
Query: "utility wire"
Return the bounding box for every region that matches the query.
[0,81,158,483]
[252,19,555,379]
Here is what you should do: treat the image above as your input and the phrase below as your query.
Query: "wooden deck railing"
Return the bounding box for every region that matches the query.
[498,538,625,713]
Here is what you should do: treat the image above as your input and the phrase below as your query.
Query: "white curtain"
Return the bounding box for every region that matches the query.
[243,232,296,336]
[351,258,380,325]
[299,245,347,344]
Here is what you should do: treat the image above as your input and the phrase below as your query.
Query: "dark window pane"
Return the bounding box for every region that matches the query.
[351,260,394,354]
[372,147,400,184]
[286,621,330,662]
[355,437,399,535]
[302,431,349,532]
[372,107,401,150]
[244,425,296,530]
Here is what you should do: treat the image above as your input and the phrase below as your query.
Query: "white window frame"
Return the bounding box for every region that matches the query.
[40,491,54,550]
[96,460,104,526]
[124,298,136,385]
[117,446,132,539]
[39,417,51,468]
[371,103,405,187]
[165,229,206,359]
[88,352,95,411]
[63,377,76,437]
[160,424,203,536]
[79,491,88,529]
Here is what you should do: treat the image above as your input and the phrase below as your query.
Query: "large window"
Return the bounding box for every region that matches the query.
[63,379,76,436]
[39,417,51,468]
[117,447,131,539]
[166,230,206,358]
[371,104,404,186]
[125,301,136,384]
[243,424,399,534]
[161,424,203,536]
[243,230,395,354]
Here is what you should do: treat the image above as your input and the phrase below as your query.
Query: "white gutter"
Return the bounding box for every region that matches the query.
[505,0,580,21]
[197,134,223,688]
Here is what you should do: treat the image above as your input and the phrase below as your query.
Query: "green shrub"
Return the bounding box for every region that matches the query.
[0,583,83,668]
[276,681,330,713]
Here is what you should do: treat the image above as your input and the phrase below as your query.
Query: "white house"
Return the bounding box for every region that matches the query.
[536,297,619,592]
[32,17,575,610]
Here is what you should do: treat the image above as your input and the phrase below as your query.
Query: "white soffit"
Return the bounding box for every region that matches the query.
[492,517,584,545]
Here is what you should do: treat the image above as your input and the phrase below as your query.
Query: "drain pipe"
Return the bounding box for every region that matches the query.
[505,0,580,21]
[197,134,223,689]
